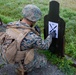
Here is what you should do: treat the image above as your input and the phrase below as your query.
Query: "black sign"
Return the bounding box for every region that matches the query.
[44,1,65,57]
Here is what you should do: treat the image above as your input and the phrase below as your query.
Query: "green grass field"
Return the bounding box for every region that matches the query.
[0,0,76,75]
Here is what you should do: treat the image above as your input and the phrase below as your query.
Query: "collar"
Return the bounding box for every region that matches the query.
[16,20,31,28]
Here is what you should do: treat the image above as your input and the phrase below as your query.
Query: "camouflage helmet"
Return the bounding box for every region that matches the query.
[22,4,42,22]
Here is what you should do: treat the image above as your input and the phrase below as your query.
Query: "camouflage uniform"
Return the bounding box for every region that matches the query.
[6,4,53,72]
[8,20,52,72]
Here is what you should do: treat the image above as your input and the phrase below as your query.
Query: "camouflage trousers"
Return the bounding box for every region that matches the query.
[24,52,47,72]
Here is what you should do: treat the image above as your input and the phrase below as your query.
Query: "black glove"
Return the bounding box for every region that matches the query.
[50,31,56,38]
[34,25,41,34]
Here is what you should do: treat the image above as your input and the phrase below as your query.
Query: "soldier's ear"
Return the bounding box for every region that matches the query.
[0,18,2,25]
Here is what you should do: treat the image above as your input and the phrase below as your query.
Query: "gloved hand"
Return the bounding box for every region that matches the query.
[34,25,41,34]
[50,31,56,38]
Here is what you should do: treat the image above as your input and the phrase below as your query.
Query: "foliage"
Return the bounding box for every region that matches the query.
[0,0,76,75]
[39,50,76,75]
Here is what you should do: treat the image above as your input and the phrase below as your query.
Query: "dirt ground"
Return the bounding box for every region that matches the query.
[0,55,65,75]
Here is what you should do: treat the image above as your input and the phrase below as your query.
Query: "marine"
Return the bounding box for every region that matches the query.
[0,4,55,75]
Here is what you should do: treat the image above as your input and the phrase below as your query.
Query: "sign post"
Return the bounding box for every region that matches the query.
[44,1,65,57]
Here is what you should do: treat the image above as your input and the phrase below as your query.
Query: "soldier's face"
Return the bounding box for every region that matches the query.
[31,22,36,27]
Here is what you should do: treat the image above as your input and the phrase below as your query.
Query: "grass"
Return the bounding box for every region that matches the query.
[0,0,76,75]
[39,50,76,75]
[56,0,76,11]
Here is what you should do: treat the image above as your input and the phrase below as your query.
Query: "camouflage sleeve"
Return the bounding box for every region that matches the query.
[21,32,52,50]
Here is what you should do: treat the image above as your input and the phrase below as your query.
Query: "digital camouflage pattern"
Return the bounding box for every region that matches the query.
[0,19,6,32]
[8,20,52,72]
[22,4,42,22]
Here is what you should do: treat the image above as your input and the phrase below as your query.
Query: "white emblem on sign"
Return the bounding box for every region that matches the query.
[48,21,58,38]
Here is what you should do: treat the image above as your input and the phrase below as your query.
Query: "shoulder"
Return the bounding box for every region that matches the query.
[23,31,41,42]
[7,21,20,26]
[26,31,40,39]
